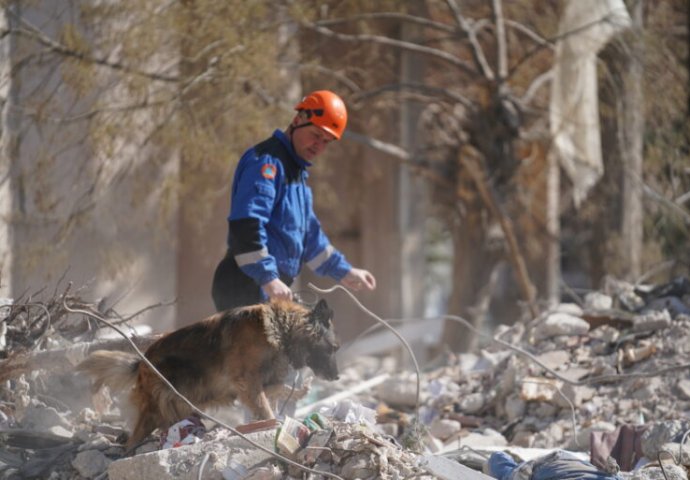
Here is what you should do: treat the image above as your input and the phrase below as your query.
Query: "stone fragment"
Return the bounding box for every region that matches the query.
[458,392,487,414]
[72,450,112,479]
[21,405,72,431]
[589,325,620,343]
[504,394,526,422]
[536,313,590,340]
[676,380,690,400]
[632,309,672,333]
[429,418,461,441]
[534,350,570,371]
[509,430,535,448]
[460,428,507,448]
[78,433,112,451]
[584,292,613,310]
[565,421,616,451]
[628,464,688,480]
[555,383,596,408]
[641,420,690,460]
[421,455,495,480]
[631,377,663,401]
[340,455,376,479]
[520,377,563,403]
[375,372,423,408]
[108,430,276,480]
[47,425,74,439]
[554,303,584,316]
[533,402,558,419]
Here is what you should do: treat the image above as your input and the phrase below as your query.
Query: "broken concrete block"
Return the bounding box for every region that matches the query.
[585,292,613,310]
[589,325,620,343]
[420,454,495,479]
[511,430,536,447]
[458,392,487,414]
[555,383,596,408]
[520,377,563,403]
[21,405,73,431]
[460,428,507,448]
[641,420,690,460]
[429,418,461,441]
[632,309,672,333]
[108,430,277,480]
[564,421,616,451]
[375,372,422,408]
[554,303,584,316]
[340,454,376,479]
[676,379,690,400]
[71,449,112,479]
[536,313,590,340]
[628,464,688,480]
[504,394,526,422]
[631,377,663,401]
[534,350,570,371]
[77,433,114,451]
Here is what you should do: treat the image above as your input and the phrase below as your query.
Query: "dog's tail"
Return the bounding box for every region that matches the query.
[77,351,140,393]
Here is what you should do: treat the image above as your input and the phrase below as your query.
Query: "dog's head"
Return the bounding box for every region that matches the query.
[304,299,340,381]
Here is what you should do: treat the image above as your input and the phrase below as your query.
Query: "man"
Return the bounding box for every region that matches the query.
[212,90,376,311]
[487,450,621,480]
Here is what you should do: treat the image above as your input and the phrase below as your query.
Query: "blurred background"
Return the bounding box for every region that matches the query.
[0,0,687,359]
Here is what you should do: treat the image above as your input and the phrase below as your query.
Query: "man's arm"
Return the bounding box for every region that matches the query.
[302,189,376,291]
[228,157,281,290]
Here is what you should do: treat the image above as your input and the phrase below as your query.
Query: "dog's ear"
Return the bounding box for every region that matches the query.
[310,299,333,327]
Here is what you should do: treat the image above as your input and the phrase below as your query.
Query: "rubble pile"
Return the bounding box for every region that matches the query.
[0,277,689,479]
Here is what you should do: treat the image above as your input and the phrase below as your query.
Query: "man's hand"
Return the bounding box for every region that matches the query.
[340,268,377,291]
[262,278,293,301]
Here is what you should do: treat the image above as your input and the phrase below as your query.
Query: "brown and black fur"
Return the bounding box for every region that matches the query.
[77,299,339,450]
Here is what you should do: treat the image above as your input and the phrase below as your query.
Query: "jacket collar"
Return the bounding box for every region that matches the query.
[273,129,312,169]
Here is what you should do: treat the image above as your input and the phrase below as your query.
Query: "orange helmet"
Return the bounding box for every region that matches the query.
[294,90,347,140]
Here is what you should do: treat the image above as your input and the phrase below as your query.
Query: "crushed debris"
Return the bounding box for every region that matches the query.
[1,277,690,479]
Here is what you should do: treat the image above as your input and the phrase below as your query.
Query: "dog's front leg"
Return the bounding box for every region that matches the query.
[238,385,274,420]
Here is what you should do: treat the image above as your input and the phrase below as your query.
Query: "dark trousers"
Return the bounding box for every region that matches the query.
[211,250,293,312]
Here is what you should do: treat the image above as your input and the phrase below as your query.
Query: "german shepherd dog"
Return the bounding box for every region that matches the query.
[77,299,340,450]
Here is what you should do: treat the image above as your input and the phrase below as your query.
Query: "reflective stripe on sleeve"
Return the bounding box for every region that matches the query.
[235,247,269,267]
[307,244,335,271]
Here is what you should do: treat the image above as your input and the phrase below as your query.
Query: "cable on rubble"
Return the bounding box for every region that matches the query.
[307,283,423,437]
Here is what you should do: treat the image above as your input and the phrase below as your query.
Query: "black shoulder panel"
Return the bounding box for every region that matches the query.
[255,136,301,183]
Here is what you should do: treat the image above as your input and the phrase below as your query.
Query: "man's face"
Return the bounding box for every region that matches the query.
[290,118,337,161]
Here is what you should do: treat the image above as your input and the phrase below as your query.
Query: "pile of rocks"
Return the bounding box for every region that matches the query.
[1,277,689,479]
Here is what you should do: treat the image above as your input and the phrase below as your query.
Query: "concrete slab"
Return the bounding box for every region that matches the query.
[108,429,277,480]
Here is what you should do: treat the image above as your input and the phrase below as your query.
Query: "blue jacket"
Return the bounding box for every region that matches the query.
[226,130,352,289]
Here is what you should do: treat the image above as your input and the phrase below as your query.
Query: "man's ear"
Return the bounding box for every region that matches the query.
[311,299,333,327]
[292,112,308,126]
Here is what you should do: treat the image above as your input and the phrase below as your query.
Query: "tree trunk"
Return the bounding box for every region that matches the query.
[443,208,494,353]
[619,0,644,281]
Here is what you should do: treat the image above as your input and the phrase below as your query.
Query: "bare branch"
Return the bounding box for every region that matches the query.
[491,0,508,80]
[8,22,180,83]
[298,63,362,93]
[509,10,630,79]
[345,131,411,160]
[521,69,554,105]
[350,82,474,109]
[444,0,495,80]
[504,19,554,48]
[301,20,478,77]
[643,182,690,226]
[345,130,457,194]
[315,12,456,34]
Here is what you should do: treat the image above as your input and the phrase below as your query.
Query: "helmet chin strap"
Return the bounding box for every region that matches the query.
[287,121,313,154]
